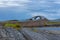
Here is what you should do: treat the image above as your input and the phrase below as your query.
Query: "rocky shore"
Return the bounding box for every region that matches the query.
[0,27,60,40]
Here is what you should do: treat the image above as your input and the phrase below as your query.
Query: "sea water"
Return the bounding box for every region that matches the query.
[34,27,60,30]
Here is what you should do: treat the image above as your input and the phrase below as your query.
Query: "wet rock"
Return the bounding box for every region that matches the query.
[21,29,48,40]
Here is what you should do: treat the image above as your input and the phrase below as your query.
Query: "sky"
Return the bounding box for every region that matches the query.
[0,0,60,21]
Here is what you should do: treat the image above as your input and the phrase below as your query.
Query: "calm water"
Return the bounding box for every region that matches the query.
[34,27,60,30]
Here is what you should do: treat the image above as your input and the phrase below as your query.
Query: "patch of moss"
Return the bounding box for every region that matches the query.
[4,23,21,30]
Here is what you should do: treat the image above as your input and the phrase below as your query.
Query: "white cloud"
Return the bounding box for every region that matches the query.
[54,2,60,4]
[31,12,46,17]
[6,2,20,6]
[0,0,31,7]
[53,0,60,4]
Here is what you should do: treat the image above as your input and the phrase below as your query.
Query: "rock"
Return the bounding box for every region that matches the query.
[0,27,26,40]
[0,27,60,40]
[21,29,48,40]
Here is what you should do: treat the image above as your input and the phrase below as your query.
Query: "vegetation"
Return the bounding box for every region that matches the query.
[47,22,60,24]
[4,23,21,30]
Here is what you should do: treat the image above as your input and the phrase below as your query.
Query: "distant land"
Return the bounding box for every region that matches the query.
[0,16,60,28]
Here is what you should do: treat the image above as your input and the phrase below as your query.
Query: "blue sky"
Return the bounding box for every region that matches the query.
[0,0,60,21]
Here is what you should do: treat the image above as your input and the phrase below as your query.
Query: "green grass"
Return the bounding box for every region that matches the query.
[4,23,21,30]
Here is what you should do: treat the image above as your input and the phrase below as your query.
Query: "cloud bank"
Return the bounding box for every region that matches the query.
[0,0,60,20]
[0,0,31,7]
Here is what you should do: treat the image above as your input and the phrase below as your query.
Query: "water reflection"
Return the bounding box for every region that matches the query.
[34,27,60,30]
